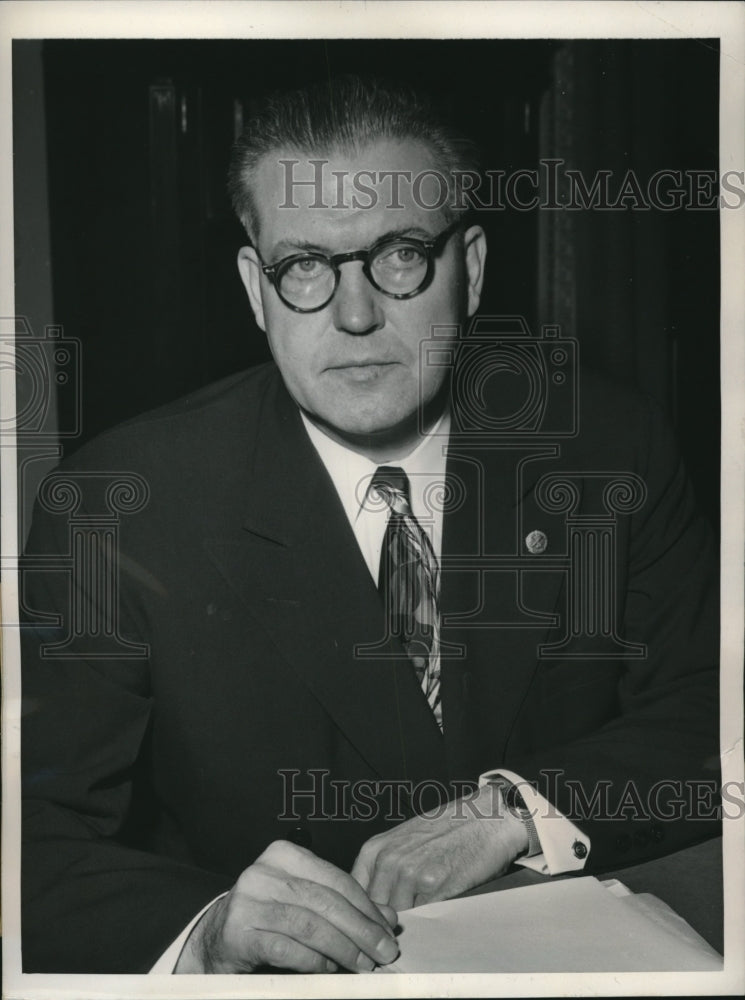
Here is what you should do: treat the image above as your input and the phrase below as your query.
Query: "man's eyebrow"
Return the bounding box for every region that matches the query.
[268,227,439,260]
[372,225,436,243]
[269,238,330,258]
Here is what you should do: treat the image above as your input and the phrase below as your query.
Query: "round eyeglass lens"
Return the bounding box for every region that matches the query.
[370,241,428,294]
[278,256,336,309]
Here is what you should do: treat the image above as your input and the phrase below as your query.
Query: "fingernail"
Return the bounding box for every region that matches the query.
[375,934,399,963]
[356,953,376,972]
[325,959,338,973]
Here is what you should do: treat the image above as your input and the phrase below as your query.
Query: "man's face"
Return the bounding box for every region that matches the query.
[238,138,486,454]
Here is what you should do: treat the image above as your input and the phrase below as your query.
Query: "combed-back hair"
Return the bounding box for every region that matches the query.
[227,74,481,241]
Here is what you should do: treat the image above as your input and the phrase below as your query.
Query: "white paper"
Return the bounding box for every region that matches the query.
[376,877,723,973]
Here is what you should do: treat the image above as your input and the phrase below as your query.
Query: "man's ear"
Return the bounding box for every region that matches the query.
[463,224,487,317]
[237,246,266,332]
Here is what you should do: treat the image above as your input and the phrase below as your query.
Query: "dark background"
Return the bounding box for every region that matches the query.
[13,38,720,527]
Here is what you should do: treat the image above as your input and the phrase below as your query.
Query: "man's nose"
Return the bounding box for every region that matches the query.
[330,262,384,336]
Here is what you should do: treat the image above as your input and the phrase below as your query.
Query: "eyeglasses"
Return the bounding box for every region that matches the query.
[257,219,463,313]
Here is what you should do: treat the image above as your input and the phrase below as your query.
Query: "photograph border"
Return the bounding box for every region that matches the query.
[1,3,743,998]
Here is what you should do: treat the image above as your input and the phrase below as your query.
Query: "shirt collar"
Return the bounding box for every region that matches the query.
[300,409,451,525]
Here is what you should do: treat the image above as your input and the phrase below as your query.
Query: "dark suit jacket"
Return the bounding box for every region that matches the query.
[20,362,719,972]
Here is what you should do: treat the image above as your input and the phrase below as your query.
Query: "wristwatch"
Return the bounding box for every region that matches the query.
[483,775,542,858]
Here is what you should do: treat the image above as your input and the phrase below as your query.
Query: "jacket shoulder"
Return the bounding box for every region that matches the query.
[57,363,279,475]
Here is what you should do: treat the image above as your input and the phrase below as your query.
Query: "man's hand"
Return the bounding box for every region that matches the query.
[174,840,399,974]
[351,783,529,911]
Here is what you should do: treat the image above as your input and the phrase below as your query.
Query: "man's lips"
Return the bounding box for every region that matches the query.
[325,361,399,383]
[326,361,398,370]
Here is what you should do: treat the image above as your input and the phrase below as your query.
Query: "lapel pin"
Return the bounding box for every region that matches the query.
[525,529,548,554]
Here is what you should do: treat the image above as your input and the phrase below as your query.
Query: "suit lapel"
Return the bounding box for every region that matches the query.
[439,432,569,779]
[205,373,447,793]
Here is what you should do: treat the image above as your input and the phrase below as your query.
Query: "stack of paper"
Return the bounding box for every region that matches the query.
[375,876,722,973]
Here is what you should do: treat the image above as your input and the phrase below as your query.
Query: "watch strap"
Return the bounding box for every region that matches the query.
[485,776,543,858]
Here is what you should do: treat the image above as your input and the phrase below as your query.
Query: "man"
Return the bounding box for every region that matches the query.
[21,76,719,974]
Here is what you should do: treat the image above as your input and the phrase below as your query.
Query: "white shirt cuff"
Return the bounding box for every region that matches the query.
[478,767,591,876]
[149,893,227,973]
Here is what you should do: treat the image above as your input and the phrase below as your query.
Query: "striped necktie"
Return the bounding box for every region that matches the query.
[370,466,443,730]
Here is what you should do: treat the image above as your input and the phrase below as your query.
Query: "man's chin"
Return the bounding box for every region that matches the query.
[302,407,427,458]
[315,412,411,441]
[298,380,449,459]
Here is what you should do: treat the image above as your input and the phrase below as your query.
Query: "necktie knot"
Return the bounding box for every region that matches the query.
[369,465,411,516]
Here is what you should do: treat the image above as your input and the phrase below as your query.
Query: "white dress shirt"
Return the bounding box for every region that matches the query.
[300,408,450,584]
[151,408,588,972]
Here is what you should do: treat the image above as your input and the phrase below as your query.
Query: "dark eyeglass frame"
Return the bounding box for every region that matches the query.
[257,218,464,313]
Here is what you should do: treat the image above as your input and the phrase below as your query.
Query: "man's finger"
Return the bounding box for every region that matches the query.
[365,843,450,912]
[365,850,405,910]
[250,898,398,971]
[278,882,399,967]
[262,840,397,929]
[398,860,450,910]
[350,846,374,891]
[249,929,338,973]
